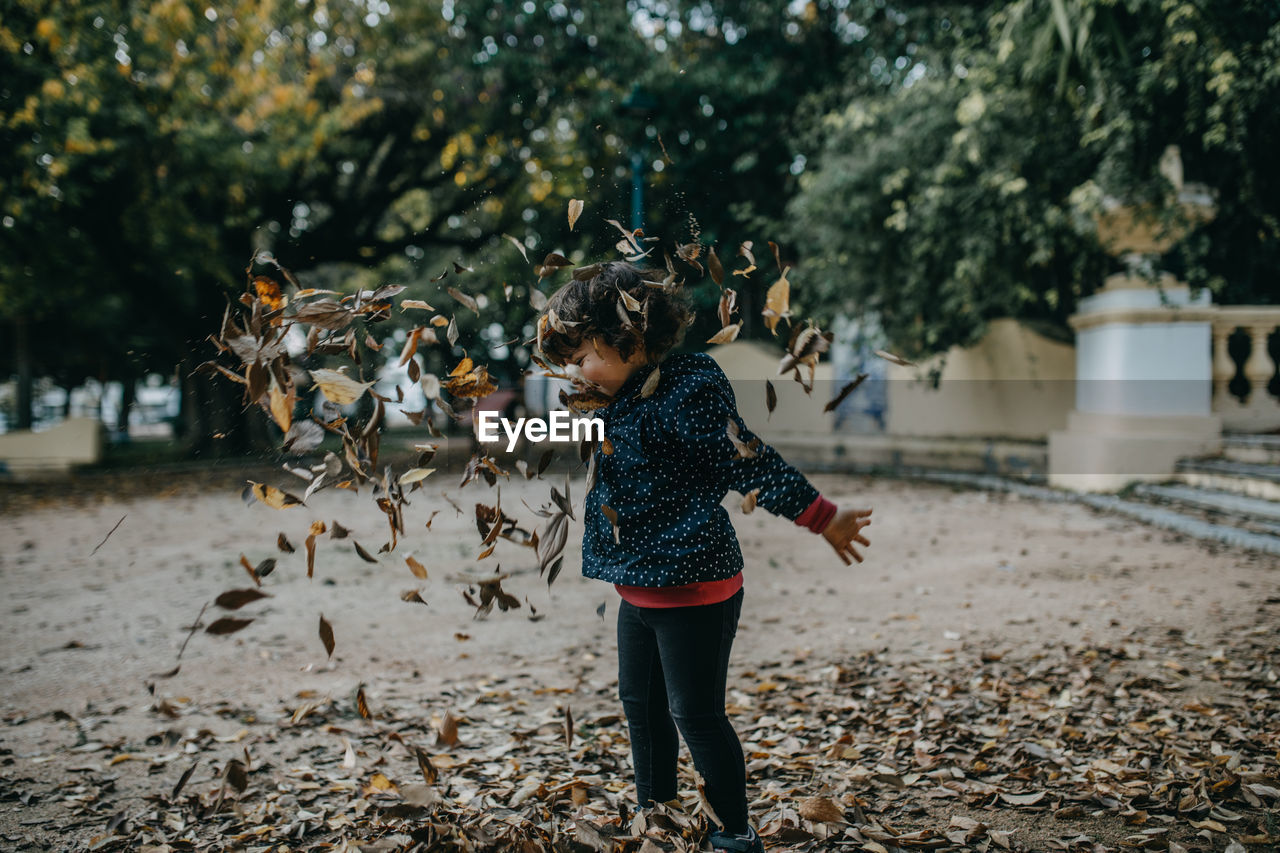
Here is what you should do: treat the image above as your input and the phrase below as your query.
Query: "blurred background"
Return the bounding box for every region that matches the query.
[1,0,1277,490]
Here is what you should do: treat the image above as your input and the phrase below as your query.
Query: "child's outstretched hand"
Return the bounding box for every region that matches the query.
[823,508,872,565]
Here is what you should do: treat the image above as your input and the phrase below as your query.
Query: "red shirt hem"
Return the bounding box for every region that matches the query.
[615,571,743,608]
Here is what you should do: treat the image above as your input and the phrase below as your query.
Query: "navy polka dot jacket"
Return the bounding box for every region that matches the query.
[582,351,819,587]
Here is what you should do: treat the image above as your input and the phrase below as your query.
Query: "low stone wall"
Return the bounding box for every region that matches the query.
[0,418,103,478]
[765,432,1047,480]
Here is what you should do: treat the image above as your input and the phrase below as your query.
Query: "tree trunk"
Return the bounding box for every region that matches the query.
[117,376,135,442]
[13,318,33,430]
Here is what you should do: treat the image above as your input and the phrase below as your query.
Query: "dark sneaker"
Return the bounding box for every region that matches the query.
[708,826,765,852]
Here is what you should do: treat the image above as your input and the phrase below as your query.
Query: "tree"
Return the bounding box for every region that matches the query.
[789,0,1280,360]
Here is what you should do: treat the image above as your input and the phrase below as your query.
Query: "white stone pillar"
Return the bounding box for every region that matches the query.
[1048,273,1223,491]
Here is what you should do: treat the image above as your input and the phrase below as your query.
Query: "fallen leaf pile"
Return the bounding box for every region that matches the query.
[5,625,1275,851]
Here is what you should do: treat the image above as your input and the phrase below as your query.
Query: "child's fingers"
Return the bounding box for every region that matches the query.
[853,533,870,547]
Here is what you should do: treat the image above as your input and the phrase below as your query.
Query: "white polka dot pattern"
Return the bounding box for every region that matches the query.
[581,351,820,587]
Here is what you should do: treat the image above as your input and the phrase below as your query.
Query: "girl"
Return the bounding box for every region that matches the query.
[538,261,872,852]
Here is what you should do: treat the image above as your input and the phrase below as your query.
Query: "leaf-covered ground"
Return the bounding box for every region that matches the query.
[1,470,1276,851]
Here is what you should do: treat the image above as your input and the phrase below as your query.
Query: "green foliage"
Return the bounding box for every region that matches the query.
[791,0,1280,358]
[2,0,1276,415]
[790,69,1105,358]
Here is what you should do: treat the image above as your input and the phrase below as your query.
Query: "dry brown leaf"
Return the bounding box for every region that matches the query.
[406,554,428,579]
[318,613,335,658]
[706,322,742,345]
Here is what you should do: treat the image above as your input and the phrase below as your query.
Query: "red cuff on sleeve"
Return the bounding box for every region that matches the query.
[794,494,837,534]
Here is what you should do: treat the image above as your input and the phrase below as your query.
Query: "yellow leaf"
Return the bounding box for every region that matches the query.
[366,772,397,794]
[398,468,436,485]
[248,481,303,509]
[309,368,372,405]
[706,322,742,344]
[762,270,790,335]
[268,382,294,433]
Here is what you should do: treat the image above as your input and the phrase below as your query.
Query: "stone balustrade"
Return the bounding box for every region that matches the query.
[1212,307,1280,433]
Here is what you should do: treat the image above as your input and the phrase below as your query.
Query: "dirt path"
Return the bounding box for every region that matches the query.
[1,469,1276,850]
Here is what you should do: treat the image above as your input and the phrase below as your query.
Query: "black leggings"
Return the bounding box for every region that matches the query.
[616,587,748,835]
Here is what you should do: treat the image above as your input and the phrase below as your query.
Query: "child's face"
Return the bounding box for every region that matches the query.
[569,337,647,397]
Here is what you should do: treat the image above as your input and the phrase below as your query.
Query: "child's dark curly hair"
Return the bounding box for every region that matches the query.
[537,261,692,366]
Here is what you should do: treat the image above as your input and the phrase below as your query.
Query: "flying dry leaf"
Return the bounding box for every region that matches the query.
[564,705,574,747]
[294,299,353,330]
[706,323,742,345]
[436,712,459,748]
[825,373,869,412]
[874,349,916,367]
[252,274,286,311]
[225,758,248,793]
[277,532,296,553]
[502,233,530,263]
[355,684,372,719]
[639,365,661,398]
[400,299,434,312]
[310,368,372,406]
[318,614,335,658]
[446,314,459,347]
[765,380,777,418]
[601,504,620,544]
[282,420,324,453]
[206,617,254,636]
[398,327,423,367]
[708,246,724,286]
[401,589,427,605]
[412,746,438,785]
[605,219,641,254]
[762,271,791,335]
[568,199,584,231]
[353,540,379,563]
[399,467,436,486]
[447,287,479,316]
[726,419,758,458]
[535,252,573,279]
[305,533,318,578]
[215,588,271,610]
[171,760,199,801]
[247,481,304,510]
[268,383,294,433]
[239,553,262,586]
[717,288,738,328]
[617,285,643,313]
[545,555,563,588]
[406,554,428,579]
